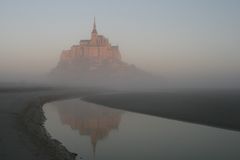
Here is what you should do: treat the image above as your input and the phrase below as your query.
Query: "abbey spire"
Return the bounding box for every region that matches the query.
[92,17,97,34]
[91,17,98,42]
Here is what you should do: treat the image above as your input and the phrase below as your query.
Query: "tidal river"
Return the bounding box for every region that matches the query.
[43,98,240,160]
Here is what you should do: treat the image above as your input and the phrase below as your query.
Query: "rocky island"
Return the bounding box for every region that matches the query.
[51,18,139,81]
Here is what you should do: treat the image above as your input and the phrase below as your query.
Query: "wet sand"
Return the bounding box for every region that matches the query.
[1,87,240,160]
[84,90,240,131]
[0,87,101,160]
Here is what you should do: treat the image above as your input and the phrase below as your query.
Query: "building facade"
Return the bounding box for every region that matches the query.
[59,18,122,68]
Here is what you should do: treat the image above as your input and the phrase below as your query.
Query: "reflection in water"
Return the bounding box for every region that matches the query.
[44,98,240,160]
[56,100,123,158]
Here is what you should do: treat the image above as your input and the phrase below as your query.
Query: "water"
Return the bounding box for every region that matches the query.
[43,98,240,160]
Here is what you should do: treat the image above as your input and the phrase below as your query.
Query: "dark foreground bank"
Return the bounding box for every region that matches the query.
[84,90,240,131]
[0,87,102,160]
[1,88,240,160]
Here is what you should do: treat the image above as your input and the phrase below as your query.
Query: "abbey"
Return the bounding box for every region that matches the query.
[51,18,148,87]
[57,18,123,70]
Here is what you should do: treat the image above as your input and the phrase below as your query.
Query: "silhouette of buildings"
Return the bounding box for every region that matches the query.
[62,18,121,63]
[52,18,133,74]
[50,18,154,89]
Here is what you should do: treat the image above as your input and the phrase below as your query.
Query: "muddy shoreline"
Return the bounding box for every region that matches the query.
[5,88,104,160]
[3,88,240,159]
[18,95,80,160]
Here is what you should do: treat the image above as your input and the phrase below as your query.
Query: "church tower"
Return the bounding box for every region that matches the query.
[91,17,98,44]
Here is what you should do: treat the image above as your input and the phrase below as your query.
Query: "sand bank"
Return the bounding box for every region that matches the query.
[0,88,101,160]
[83,90,240,131]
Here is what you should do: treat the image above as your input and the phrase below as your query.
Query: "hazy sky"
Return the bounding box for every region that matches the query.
[0,0,240,78]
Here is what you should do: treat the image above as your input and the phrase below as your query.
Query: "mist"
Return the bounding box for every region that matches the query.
[1,0,240,91]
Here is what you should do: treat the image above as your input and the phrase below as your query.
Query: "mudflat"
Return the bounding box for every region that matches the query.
[1,87,240,160]
[0,87,101,160]
[84,90,240,131]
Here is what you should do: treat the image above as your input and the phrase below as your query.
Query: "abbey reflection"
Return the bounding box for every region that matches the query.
[56,101,123,157]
